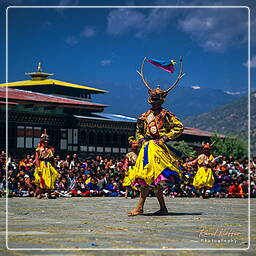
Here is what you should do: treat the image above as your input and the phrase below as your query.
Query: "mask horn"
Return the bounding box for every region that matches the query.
[165,56,185,93]
[137,57,152,91]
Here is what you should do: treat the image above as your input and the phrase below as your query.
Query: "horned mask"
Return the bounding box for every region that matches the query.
[137,57,185,106]
[202,141,214,150]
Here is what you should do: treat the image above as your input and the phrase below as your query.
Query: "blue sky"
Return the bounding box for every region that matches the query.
[1,0,255,97]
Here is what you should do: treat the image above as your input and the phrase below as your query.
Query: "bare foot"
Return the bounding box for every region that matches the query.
[127,208,143,216]
[153,209,168,215]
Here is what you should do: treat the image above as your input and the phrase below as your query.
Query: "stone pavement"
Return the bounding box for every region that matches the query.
[0,197,255,256]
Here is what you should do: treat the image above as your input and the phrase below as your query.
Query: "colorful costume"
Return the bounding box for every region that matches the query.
[228,184,244,197]
[126,56,185,215]
[34,131,58,190]
[192,153,215,189]
[123,137,139,200]
[123,150,138,187]
[126,108,184,187]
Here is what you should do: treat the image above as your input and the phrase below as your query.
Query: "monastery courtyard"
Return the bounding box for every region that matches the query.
[0,197,255,256]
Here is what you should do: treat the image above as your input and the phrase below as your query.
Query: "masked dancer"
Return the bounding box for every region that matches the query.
[126,57,185,215]
[191,142,215,199]
[34,129,58,199]
[123,136,139,199]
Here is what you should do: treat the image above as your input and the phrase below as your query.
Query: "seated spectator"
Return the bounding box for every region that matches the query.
[87,177,100,196]
[56,177,71,197]
[240,180,248,198]
[102,178,118,197]
[228,181,244,198]
[0,151,254,199]
[71,176,90,197]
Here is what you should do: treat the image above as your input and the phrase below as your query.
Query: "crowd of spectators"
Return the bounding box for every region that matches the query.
[0,151,255,199]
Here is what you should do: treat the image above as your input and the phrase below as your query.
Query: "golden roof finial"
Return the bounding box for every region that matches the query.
[37,62,42,72]
[25,62,53,81]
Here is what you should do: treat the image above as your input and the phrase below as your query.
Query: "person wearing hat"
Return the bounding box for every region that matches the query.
[34,129,58,199]
[191,142,215,199]
[126,57,185,215]
[123,136,139,199]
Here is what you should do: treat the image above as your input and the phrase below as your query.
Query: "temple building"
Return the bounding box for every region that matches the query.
[0,63,216,157]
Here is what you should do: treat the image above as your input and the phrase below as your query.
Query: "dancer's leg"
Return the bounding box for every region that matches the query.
[153,184,168,215]
[125,187,129,199]
[131,189,136,199]
[127,186,149,215]
[199,188,205,199]
[35,187,43,199]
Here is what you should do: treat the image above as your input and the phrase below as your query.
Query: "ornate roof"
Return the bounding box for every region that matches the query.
[0,79,107,94]
[0,87,107,111]
[0,63,108,94]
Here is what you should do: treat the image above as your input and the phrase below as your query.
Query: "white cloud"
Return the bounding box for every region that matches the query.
[65,26,95,46]
[224,91,241,95]
[178,8,248,52]
[191,86,201,90]
[65,36,79,46]
[107,8,177,38]
[243,55,256,68]
[106,7,249,52]
[179,16,215,32]
[107,8,146,36]
[80,26,95,38]
[136,8,176,38]
[101,59,112,66]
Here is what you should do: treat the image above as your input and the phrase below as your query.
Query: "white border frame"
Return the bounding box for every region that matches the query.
[5,5,251,251]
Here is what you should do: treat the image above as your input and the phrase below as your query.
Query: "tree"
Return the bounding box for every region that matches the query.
[210,134,247,159]
[169,140,196,158]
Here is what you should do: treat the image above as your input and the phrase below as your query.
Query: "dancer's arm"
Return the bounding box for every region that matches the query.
[161,112,184,141]
[35,151,40,168]
[123,157,129,171]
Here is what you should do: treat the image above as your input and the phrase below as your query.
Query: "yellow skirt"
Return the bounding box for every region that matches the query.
[123,167,132,187]
[193,167,214,189]
[34,161,59,189]
[124,140,182,187]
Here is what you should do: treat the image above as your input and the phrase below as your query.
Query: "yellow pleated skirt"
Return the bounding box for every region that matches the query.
[124,140,182,187]
[123,167,133,187]
[34,161,59,189]
[193,167,215,189]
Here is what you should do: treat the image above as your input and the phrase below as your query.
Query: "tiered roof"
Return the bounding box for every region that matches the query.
[0,63,107,112]
[0,87,107,111]
[0,63,108,95]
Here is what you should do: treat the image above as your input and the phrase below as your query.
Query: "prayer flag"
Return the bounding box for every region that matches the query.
[147,58,176,73]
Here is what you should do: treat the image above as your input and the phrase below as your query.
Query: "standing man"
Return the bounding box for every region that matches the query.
[126,57,185,215]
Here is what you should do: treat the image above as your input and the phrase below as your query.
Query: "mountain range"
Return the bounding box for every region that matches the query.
[93,81,246,119]
[184,93,255,155]
[94,81,255,154]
